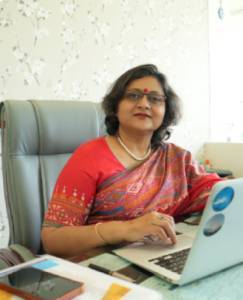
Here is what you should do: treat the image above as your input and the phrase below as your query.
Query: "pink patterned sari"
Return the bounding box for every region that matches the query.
[87,143,221,224]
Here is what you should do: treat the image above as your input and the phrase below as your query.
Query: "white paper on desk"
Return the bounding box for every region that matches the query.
[0,254,161,300]
[0,256,46,276]
[45,255,162,300]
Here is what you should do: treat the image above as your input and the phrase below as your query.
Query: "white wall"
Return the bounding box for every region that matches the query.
[0,0,210,247]
[208,0,243,142]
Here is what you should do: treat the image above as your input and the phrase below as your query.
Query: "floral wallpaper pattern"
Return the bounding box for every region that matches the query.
[0,0,209,246]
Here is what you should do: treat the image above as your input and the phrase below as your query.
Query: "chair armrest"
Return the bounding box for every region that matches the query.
[0,244,36,271]
[9,244,36,262]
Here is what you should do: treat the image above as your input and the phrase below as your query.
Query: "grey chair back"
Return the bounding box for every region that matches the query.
[0,100,105,254]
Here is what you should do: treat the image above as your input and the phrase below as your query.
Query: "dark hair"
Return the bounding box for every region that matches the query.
[102,64,182,147]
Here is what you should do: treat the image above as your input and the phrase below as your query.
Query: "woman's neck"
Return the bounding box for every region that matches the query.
[117,129,152,155]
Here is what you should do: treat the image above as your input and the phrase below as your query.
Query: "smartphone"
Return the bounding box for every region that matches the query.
[117,264,152,284]
[0,266,84,300]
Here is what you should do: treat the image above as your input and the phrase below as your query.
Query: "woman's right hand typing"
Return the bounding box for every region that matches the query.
[123,211,177,245]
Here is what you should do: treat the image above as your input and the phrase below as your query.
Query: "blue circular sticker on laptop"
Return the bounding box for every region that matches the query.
[203,214,225,237]
[212,187,234,211]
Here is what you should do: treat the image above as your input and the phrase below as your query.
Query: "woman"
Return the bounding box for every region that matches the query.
[41,64,221,258]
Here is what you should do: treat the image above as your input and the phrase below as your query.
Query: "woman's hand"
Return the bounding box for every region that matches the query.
[123,211,177,245]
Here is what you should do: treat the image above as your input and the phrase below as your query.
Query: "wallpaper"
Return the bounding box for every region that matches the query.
[0,0,209,247]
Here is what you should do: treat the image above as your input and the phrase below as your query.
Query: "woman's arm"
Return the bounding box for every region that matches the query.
[41,211,177,258]
[41,221,125,258]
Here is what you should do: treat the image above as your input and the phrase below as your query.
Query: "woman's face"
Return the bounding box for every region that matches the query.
[117,76,166,135]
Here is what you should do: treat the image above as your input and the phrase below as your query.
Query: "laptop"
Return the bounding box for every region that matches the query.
[113,178,243,285]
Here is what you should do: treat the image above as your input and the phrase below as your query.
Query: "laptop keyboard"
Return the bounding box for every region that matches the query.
[148,248,190,274]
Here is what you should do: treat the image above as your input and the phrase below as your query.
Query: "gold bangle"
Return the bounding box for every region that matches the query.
[94,222,109,244]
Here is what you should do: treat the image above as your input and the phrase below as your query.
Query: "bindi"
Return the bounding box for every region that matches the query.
[143,88,149,93]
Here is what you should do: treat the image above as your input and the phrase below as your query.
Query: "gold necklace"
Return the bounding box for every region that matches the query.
[117,135,151,161]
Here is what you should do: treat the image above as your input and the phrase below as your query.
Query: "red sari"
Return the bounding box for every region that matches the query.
[43,137,221,227]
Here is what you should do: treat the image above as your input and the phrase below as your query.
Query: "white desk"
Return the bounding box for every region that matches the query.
[82,252,243,300]
[81,222,243,300]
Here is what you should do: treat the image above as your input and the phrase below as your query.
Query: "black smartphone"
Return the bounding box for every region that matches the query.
[117,264,152,284]
[0,266,84,300]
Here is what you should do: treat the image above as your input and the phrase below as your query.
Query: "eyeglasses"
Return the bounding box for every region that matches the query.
[124,90,167,106]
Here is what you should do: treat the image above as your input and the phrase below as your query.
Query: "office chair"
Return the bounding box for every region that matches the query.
[0,100,105,269]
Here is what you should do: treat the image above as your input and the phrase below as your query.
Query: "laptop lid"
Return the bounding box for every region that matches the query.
[113,178,243,285]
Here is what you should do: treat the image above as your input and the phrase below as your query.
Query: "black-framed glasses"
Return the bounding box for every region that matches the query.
[124,90,167,106]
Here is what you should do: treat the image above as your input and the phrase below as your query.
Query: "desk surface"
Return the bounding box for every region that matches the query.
[81,252,243,300]
[79,221,243,300]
